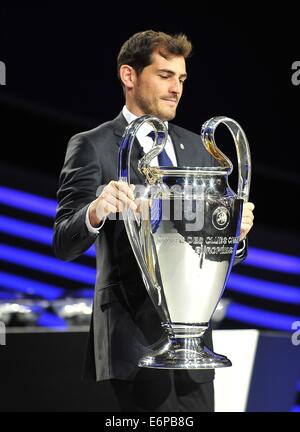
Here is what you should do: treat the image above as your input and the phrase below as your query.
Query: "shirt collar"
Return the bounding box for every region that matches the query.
[122,105,169,133]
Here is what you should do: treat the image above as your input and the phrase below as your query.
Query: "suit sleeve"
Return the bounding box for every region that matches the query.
[52,134,101,261]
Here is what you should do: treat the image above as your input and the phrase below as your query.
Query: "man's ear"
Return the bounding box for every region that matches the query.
[119,65,136,90]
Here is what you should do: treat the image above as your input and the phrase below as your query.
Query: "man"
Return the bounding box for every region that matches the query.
[53,30,254,412]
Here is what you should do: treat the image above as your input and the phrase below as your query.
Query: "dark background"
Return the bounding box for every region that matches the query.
[0,6,299,236]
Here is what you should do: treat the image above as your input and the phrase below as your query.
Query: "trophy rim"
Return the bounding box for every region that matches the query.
[146,166,230,177]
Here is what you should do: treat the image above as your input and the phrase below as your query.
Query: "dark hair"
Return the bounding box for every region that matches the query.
[117,30,192,79]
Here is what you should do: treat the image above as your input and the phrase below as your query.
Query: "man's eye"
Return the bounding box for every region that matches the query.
[159,75,169,79]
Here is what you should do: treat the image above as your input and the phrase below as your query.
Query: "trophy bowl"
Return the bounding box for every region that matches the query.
[118,115,251,369]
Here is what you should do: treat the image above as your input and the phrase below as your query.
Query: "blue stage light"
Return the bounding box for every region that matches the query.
[228,274,300,304]
[0,186,56,218]
[227,303,300,331]
[36,311,68,328]
[0,244,96,285]
[72,288,94,298]
[0,215,96,257]
[290,405,300,412]
[0,290,22,299]
[244,247,300,275]
[0,215,51,244]
[0,271,65,299]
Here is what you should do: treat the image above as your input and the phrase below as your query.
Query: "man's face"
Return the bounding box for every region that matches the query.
[131,51,187,121]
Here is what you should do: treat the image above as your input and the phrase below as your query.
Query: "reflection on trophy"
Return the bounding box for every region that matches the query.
[118,115,251,369]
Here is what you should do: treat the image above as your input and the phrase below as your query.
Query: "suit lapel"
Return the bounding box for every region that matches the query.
[168,124,190,166]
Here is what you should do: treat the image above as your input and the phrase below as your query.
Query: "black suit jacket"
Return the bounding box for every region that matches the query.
[53,111,246,383]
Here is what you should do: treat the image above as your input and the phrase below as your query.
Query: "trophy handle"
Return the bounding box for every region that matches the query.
[118,114,168,184]
[201,116,251,201]
[118,115,169,309]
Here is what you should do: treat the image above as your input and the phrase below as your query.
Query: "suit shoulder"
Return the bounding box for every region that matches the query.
[170,123,201,141]
[69,119,116,144]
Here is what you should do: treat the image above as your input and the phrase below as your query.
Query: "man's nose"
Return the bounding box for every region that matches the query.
[169,78,181,94]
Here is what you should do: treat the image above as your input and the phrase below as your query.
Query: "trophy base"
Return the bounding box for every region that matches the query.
[138,324,232,369]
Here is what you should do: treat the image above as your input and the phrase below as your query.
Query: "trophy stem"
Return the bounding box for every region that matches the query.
[138,323,232,369]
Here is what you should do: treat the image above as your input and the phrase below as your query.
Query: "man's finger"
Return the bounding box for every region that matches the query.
[244,202,255,211]
[114,181,136,200]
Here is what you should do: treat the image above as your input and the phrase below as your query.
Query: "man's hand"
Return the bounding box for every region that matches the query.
[88,181,137,228]
[240,202,255,241]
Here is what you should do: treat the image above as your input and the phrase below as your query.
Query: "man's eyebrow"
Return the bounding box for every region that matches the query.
[157,69,188,79]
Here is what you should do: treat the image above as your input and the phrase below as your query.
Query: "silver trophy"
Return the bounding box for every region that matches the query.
[118,115,251,369]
